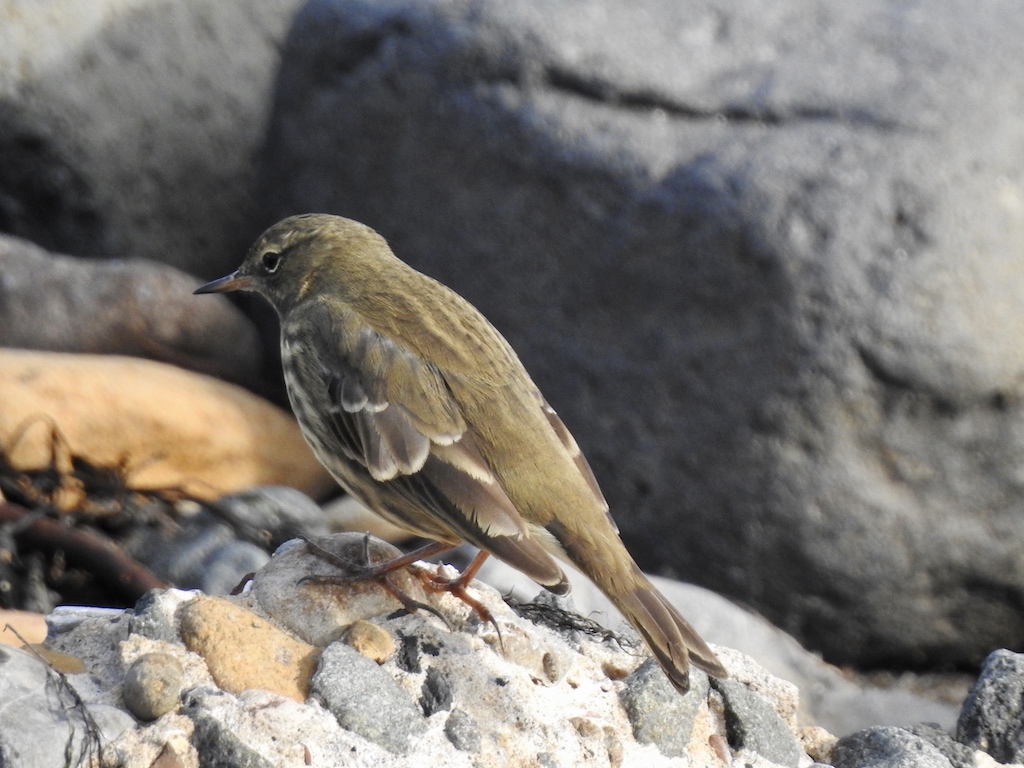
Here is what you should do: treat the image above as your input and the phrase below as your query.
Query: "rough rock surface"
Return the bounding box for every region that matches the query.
[0,233,264,388]
[481,557,965,738]
[0,0,305,275]
[4,545,1024,767]
[256,0,1024,669]
[956,649,1024,765]
[25,542,817,768]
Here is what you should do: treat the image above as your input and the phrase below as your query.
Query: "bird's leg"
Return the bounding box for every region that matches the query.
[298,535,455,625]
[416,550,503,647]
[299,536,500,641]
[298,535,452,579]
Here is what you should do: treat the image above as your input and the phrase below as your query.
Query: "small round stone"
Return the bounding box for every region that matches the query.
[122,652,184,721]
[444,709,481,753]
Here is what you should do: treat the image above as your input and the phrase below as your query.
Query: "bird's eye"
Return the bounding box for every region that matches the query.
[261,251,282,273]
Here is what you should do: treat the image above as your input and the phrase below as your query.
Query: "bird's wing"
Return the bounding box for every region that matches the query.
[303,301,531,542]
[539,399,615,531]
[296,301,568,592]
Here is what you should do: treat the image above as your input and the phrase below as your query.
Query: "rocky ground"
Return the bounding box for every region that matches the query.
[2,534,1023,768]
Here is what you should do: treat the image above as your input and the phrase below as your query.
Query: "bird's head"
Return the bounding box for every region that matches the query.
[194,213,393,314]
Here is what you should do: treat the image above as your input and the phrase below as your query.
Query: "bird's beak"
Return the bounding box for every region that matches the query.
[193,270,254,294]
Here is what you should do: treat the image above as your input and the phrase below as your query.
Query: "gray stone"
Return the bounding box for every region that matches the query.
[258,0,1024,669]
[122,652,184,721]
[956,649,1024,764]
[211,486,330,550]
[0,0,306,277]
[124,514,270,596]
[0,233,264,388]
[833,726,954,768]
[0,645,128,767]
[444,708,481,753]
[905,723,974,768]
[420,665,454,716]
[713,678,803,767]
[185,689,277,768]
[130,589,184,644]
[310,642,428,754]
[619,657,707,758]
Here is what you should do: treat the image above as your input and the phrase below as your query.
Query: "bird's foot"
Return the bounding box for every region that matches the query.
[297,535,502,646]
[298,534,453,626]
[415,551,504,651]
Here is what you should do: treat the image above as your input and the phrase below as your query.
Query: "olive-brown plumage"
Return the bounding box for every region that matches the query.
[195,213,727,693]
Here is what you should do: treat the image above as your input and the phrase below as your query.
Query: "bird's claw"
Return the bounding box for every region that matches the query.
[417,565,505,653]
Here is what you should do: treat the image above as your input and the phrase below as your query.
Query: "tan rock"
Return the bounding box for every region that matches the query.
[27,644,86,674]
[0,348,335,501]
[799,724,838,765]
[0,609,47,646]
[343,620,396,664]
[179,595,319,702]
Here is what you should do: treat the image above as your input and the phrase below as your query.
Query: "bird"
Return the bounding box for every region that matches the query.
[195,213,727,694]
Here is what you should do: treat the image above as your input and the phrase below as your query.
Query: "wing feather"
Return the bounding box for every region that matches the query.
[287,300,568,591]
[541,400,615,532]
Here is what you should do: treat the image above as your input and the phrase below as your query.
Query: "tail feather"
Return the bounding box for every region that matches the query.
[485,534,571,596]
[612,570,728,694]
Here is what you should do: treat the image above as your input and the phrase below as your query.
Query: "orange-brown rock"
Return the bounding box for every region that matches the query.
[0,609,47,646]
[179,595,319,702]
[0,348,335,501]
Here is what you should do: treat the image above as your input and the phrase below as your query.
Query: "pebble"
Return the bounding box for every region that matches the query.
[343,619,397,663]
[444,708,482,752]
[310,642,427,754]
[799,725,839,765]
[618,658,709,759]
[122,652,184,720]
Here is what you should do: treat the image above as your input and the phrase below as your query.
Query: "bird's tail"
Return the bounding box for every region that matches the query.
[606,565,728,694]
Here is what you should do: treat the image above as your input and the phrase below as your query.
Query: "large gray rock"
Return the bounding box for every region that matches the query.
[832,727,954,768]
[956,649,1024,764]
[256,0,1024,668]
[0,233,264,387]
[0,645,134,768]
[0,0,305,275]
